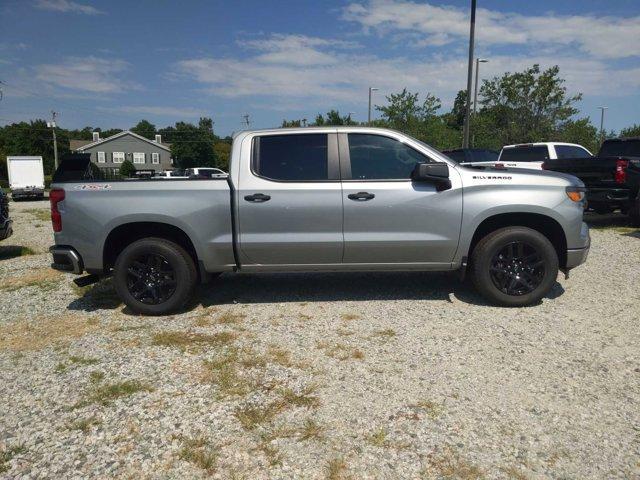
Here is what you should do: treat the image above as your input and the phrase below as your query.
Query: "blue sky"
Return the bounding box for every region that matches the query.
[0,0,639,137]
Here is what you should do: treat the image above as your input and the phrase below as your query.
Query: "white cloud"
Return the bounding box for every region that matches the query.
[176,33,640,111]
[342,0,640,59]
[102,105,207,118]
[34,0,104,15]
[35,57,140,93]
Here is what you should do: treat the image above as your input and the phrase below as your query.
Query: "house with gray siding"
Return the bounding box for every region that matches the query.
[70,131,173,175]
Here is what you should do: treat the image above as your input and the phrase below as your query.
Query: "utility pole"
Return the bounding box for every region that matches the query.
[48,111,59,170]
[368,87,378,125]
[598,106,608,145]
[473,58,488,116]
[462,0,477,148]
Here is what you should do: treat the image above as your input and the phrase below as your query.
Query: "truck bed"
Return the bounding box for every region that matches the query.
[52,178,236,274]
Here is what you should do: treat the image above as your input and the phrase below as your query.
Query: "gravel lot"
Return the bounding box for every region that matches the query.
[0,199,639,479]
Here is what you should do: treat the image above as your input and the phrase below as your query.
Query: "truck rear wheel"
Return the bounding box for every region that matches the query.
[470,227,558,307]
[113,237,197,315]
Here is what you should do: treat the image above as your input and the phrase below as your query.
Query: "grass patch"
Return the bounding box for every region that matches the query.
[317,342,364,361]
[74,380,153,408]
[0,314,100,352]
[203,349,257,397]
[0,444,26,474]
[69,355,99,365]
[152,330,236,350]
[25,208,51,222]
[178,436,218,473]
[340,313,360,321]
[0,268,61,293]
[216,311,246,324]
[411,400,444,419]
[89,371,105,383]
[424,448,483,479]
[66,416,101,433]
[326,457,350,480]
[235,385,320,431]
[366,428,388,447]
[299,418,324,441]
[371,328,396,339]
[0,246,35,260]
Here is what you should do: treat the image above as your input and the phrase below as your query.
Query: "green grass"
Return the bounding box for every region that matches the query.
[25,208,51,222]
[0,246,35,260]
[69,355,100,365]
[366,428,388,447]
[66,416,101,433]
[74,380,153,408]
[0,444,26,474]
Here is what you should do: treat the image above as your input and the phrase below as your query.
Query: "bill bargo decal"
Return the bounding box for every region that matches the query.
[74,184,113,190]
[472,175,512,180]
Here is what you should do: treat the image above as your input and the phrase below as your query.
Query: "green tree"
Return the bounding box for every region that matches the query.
[478,64,581,145]
[312,110,356,126]
[119,159,136,177]
[160,117,217,169]
[552,118,599,153]
[131,120,156,139]
[443,90,467,130]
[620,124,640,138]
[281,119,303,128]
[213,142,231,171]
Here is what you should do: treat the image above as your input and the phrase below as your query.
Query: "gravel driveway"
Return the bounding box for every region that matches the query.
[1,200,639,479]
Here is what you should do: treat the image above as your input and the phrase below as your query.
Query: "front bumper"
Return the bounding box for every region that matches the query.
[0,218,12,241]
[49,245,84,274]
[565,225,590,270]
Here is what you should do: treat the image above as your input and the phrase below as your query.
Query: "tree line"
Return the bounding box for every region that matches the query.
[281,64,640,154]
[1,64,639,180]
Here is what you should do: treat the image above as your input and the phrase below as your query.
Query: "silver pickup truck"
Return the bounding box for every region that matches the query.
[49,127,590,315]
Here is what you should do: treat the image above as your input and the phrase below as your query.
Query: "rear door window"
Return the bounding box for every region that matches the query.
[500,146,549,162]
[555,145,592,159]
[253,134,328,181]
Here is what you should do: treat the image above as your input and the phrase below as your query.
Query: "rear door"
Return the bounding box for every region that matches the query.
[237,132,344,265]
[340,133,462,265]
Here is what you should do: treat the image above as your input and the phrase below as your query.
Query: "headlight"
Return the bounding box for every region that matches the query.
[565,186,586,202]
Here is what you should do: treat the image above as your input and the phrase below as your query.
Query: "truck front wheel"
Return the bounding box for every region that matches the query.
[113,237,197,315]
[470,227,559,307]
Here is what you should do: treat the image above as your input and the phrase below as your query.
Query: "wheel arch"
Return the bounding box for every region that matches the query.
[103,222,199,275]
[468,212,568,268]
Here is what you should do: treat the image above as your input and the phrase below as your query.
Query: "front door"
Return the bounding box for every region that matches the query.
[340,133,462,265]
[238,132,343,265]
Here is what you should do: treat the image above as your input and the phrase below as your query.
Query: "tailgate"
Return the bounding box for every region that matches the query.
[544,157,618,185]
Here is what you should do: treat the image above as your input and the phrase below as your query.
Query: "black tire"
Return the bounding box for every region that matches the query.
[470,227,559,307]
[113,237,197,315]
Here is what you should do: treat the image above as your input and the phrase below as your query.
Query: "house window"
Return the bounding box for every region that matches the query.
[152,152,160,164]
[113,152,125,164]
[97,151,106,163]
[133,152,146,164]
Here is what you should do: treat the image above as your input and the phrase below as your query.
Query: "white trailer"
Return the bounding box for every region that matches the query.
[7,156,45,200]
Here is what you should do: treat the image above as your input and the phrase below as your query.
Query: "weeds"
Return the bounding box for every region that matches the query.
[152,330,236,350]
[371,328,396,339]
[0,268,61,293]
[317,342,364,361]
[0,246,35,260]
[424,448,483,479]
[67,416,101,433]
[178,435,218,473]
[340,313,360,321]
[25,208,51,222]
[69,355,99,365]
[89,371,105,383]
[411,400,444,419]
[74,380,153,408]
[326,457,350,480]
[366,428,388,447]
[299,418,324,441]
[0,444,26,474]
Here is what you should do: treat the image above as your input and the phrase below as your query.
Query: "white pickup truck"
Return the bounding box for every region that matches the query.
[495,142,593,170]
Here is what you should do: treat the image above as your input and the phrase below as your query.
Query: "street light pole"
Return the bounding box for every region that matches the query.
[473,58,488,116]
[462,0,476,148]
[598,106,608,144]
[368,87,378,125]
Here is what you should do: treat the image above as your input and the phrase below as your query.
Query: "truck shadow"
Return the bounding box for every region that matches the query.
[67,271,566,314]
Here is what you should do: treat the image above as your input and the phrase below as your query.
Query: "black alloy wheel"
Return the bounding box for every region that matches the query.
[126,253,177,305]
[489,241,545,296]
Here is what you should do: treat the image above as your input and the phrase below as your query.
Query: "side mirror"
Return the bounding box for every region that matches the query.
[411,162,452,191]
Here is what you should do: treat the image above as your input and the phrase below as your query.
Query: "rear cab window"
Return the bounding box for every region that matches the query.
[599,139,640,157]
[499,146,550,162]
[555,145,592,159]
[253,134,328,181]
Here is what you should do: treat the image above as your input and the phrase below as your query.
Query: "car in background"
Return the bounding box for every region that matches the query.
[0,190,13,240]
[543,137,640,216]
[441,148,499,164]
[493,142,592,170]
[185,167,227,178]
